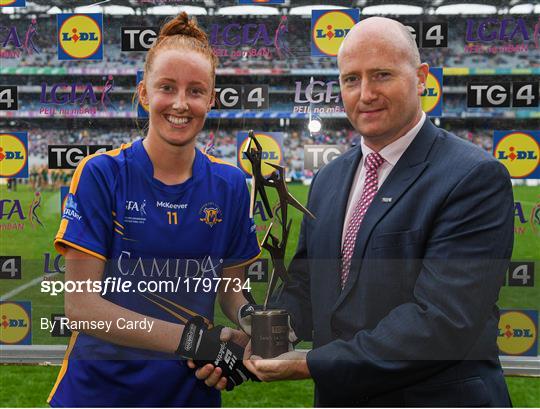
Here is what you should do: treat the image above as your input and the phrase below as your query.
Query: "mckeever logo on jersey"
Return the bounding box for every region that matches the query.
[156,201,188,210]
[51,139,260,407]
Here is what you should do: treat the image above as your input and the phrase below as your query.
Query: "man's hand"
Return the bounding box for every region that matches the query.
[243,341,311,382]
[186,327,250,390]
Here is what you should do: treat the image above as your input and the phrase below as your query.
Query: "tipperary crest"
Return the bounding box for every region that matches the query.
[199,203,223,227]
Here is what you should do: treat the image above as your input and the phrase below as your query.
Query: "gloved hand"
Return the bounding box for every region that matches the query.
[237,303,299,344]
[177,316,258,391]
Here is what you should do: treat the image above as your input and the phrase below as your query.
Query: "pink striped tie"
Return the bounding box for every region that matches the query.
[340,152,385,288]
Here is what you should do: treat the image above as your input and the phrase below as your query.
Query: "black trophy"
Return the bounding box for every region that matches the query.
[243,130,315,358]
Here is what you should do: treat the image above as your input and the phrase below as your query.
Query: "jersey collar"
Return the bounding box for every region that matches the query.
[132,139,203,192]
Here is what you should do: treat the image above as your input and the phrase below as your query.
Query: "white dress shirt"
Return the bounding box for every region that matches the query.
[341,112,427,245]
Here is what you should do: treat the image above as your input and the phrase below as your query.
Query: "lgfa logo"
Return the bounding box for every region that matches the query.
[466,18,538,44]
[513,200,540,236]
[0,192,44,231]
[237,131,284,178]
[0,301,31,345]
[0,19,39,59]
[57,13,103,61]
[0,132,28,178]
[493,131,540,179]
[497,310,538,356]
[421,67,443,117]
[311,9,360,57]
[40,77,114,107]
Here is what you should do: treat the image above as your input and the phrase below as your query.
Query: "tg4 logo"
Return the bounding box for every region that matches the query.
[0,86,18,110]
[467,81,539,108]
[214,85,269,110]
[403,22,448,48]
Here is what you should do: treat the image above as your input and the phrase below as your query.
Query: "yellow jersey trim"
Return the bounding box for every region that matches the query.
[54,238,107,261]
[55,143,132,256]
[224,249,262,270]
[203,152,238,168]
[47,331,79,403]
[113,219,124,229]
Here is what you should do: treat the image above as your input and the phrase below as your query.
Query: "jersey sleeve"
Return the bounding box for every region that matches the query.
[224,176,261,268]
[54,156,115,261]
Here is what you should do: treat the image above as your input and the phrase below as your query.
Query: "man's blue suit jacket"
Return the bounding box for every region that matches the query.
[279,119,514,407]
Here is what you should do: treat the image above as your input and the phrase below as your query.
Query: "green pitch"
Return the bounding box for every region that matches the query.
[0,366,538,407]
[0,183,538,407]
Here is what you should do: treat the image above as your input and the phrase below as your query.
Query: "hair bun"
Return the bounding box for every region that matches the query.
[159,12,208,44]
[143,11,218,85]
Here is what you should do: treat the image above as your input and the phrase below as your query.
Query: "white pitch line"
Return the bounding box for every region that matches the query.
[0,273,58,301]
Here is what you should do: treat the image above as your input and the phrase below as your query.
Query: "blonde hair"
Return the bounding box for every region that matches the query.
[143,12,218,85]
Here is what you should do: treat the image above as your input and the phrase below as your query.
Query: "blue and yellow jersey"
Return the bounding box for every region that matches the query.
[48,139,260,407]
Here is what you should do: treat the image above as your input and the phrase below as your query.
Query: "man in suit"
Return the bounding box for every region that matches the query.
[240,16,514,407]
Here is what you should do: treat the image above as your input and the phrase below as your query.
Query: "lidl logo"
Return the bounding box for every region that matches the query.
[0,0,26,7]
[421,67,443,117]
[493,131,540,179]
[237,132,284,178]
[497,310,538,356]
[311,9,359,57]
[0,301,31,345]
[136,70,149,119]
[0,132,28,178]
[57,13,103,61]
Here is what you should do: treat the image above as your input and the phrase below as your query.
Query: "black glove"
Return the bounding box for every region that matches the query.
[177,316,258,391]
[237,303,262,336]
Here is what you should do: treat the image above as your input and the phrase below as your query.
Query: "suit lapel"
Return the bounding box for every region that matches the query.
[332,119,439,311]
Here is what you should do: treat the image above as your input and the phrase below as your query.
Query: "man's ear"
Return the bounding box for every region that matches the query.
[138,81,149,106]
[417,63,429,96]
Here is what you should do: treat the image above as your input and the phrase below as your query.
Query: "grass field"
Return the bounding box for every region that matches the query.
[0,182,539,407]
[0,364,538,407]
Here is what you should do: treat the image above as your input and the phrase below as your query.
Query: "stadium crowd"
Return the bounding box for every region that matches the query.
[1,14,539,70]
[23,124,494,183]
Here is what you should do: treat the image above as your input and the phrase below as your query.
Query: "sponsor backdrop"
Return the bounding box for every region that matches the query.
[0,0,538,398]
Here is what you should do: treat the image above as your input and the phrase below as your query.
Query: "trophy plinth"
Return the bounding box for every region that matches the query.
[251,309,290,359]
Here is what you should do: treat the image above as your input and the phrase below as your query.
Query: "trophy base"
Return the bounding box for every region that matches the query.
[251,309,290,359]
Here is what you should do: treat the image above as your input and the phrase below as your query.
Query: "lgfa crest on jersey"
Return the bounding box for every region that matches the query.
[199,203,223,227]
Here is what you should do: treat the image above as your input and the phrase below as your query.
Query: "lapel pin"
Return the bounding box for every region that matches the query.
[382,197,392,203]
